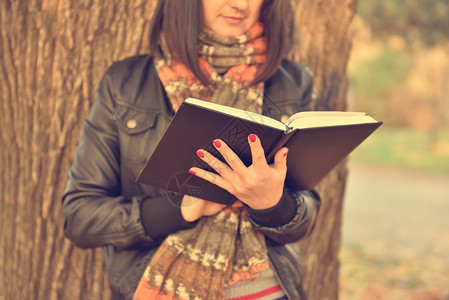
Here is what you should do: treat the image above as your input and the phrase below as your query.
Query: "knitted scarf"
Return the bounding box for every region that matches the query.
[133,23,269,300]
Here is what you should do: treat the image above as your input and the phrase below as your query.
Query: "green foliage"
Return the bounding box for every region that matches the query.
[351,49,411,96]
[349,48,412,116]
[358,0,449,46]
[350,127,449,174]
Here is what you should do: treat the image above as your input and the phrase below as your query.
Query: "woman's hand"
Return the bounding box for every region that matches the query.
[180,195,226,222]
[189,134,289,210]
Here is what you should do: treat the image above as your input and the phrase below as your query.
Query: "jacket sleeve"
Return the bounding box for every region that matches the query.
[247,189,321,244]
[62,62,196,250]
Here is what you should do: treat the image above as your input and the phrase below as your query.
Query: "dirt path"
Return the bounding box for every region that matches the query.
[340,161,449,299]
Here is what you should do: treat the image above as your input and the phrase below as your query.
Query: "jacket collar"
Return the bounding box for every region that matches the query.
[140,56,308,121]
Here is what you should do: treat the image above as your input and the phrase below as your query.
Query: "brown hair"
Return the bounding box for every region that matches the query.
[149,0,291,85]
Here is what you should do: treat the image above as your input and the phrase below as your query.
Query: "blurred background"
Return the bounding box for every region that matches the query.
[340,0,449,298]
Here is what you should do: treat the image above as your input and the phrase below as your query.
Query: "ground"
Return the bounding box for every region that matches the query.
[340,161,449,300]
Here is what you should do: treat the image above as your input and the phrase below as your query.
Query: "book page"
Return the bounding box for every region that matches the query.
[185,98,285,130]
[286,111,378,129]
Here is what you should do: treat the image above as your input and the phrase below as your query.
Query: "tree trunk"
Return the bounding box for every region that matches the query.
[0,1,155,299]
[291,1,357,299]
[0,0,356,299]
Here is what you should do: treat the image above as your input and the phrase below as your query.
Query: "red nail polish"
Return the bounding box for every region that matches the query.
[196,150,205,158]
[189,169,196,175]
[283,149,289,157]
[249,134,256,143]
[213,140,221,148]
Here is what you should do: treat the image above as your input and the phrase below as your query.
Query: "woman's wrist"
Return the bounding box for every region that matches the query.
[180,196,201,222]
[244,190,283,210]
[245,188,298,227]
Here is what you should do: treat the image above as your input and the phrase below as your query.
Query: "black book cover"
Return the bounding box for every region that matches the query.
[136,98,382,205]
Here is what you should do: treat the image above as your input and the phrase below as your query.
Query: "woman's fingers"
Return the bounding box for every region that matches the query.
[195,148,231,176]
[189,148,232,190]
[212,139,246,172]
[273,146,289,176]
[190,140,247,192]
[188,135,286,208]
[189,166,230,191]
[194,135,268,174]
[248,134,267,166]
[191,134,272,180]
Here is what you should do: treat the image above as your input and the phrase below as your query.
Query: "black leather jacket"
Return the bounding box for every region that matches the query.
[62,55,321,300]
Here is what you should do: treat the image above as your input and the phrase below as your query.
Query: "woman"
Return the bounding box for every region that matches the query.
[62,0,321,299]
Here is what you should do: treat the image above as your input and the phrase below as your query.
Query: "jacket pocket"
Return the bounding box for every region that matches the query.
[112,104,162,166]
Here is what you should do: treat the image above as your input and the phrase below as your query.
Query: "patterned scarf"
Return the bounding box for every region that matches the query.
[133,23,270,300]
[154,22,266,112]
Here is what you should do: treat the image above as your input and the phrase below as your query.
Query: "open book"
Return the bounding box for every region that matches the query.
[136,97,382,205]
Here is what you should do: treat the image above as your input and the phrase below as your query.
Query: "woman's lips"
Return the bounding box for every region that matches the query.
[222,16,244,24]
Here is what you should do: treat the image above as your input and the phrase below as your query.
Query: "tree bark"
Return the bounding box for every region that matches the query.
[291,1,358,299]
[0,0,356,299]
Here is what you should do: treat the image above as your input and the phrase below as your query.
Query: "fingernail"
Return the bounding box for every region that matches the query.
[249,134,256,143]
[189,169,196,175]
[196,150,205,158]
[213,140,221,148]
[283,149,289,157]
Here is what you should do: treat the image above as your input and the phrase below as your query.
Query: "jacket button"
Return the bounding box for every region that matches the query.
[127,119,137,129]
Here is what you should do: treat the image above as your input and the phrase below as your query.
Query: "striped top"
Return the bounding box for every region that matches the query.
[225,266,286,300]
